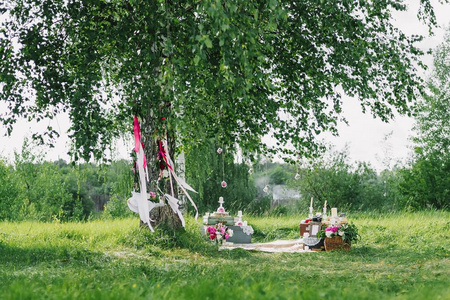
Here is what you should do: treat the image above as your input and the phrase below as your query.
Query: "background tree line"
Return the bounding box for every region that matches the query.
[1,129,448,223]
[0,139,134,221]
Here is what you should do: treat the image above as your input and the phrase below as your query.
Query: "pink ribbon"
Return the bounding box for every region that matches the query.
[158,140,173,171]
[134,116,141,153]
[134,116,147,167]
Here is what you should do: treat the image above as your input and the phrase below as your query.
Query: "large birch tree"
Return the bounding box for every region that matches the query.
[0,0,444,227]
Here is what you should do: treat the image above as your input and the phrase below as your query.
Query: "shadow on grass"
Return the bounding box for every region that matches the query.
[0,243,107,268]
[322,243,447,266]
[119,225,215,257]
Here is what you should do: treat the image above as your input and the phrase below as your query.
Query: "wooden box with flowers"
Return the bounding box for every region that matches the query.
[320,223,359,251]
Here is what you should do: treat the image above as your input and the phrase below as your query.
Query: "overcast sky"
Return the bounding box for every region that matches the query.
[1,1,449,170]
[320,1,450,171]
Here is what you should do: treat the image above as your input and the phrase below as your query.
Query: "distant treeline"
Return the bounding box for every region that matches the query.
[261,149,449,215]
[0,152,134,222]
[0,140,448,222]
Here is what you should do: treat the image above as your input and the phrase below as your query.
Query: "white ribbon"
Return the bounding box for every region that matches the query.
[164,194,186,227]
[127,191,165,216]
[136,142,154,231]
[162,139,199,220]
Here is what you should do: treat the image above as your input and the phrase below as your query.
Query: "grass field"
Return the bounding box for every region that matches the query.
[0,211,449,299]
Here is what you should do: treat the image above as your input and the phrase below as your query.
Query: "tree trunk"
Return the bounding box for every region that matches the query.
[138,103,182,232]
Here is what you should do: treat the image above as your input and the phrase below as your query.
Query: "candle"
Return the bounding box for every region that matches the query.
[331,208,338,218]
[310,197,313,208]
[238,211,243,218]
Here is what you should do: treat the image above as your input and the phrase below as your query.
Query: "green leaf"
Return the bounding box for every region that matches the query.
[194,55,200,65]
[204,36,213,48]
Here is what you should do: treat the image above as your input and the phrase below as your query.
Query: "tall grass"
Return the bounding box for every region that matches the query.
[1,211,449,299]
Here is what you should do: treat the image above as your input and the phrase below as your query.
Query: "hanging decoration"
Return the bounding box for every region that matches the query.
[219,145,227,189]
[127,116,198,231]
[160,138,199,220]
[127,116,154,231]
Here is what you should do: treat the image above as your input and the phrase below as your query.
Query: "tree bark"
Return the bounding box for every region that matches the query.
[138,102,182,231]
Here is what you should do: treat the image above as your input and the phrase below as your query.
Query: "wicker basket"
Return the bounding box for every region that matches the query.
[324,236,351,251]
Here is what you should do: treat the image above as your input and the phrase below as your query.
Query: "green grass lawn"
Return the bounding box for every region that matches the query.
[0,211,449,299]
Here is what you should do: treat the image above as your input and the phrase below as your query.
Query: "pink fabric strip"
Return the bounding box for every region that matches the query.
[134,116,140,153]
[141,142,147,169]
[134,116,147,168]
[158,140,173,171]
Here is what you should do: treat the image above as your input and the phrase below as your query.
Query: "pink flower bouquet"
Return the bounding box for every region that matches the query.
[206,223,233,244]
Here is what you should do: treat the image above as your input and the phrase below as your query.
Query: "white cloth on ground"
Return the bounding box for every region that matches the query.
[219,239,315,253]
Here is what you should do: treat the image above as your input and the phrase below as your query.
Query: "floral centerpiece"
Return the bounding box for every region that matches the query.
[206,223,233,244]
[319,223,359,250]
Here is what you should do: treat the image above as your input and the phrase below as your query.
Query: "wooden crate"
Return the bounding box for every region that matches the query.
[299,223,310,237]
[324,236,350,251]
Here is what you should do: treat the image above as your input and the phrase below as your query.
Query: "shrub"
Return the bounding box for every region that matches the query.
[0,160,20,220]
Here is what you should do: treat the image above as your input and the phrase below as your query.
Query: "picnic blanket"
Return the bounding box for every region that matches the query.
[219,239,315,253]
